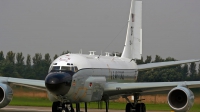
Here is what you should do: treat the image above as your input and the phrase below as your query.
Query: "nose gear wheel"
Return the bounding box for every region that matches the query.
[52,102,74,112]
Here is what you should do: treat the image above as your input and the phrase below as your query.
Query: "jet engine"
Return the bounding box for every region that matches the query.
[0,83,13,108]
[167,86,194,112]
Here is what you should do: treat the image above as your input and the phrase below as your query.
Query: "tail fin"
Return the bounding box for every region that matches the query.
[121,0,142,60]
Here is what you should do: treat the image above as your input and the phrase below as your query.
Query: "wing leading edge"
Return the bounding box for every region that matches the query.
[138,59,200,71]
[104,59,200,96]
[0,77,46,91]
[104,81,200,96]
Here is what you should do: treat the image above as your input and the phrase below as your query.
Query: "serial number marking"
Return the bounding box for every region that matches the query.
[110,71,124,80]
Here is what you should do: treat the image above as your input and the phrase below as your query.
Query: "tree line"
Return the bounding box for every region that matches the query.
[0,51,200,81]
[136,55,200,82]
[0,51,69,80]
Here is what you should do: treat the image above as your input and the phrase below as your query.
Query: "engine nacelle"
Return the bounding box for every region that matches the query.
[0,83,13,108]
[168,86,194,112]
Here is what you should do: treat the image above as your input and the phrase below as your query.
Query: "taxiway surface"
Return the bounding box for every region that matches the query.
[0,106,168,112]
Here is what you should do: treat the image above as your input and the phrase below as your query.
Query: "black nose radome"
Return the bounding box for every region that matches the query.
[45,72,72,95]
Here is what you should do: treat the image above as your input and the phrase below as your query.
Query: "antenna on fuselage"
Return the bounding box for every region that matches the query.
[97,50,103,59]
[105,52,110,57]
[114,53,118,57]
[79,49,82,54]
[89,51,96,55]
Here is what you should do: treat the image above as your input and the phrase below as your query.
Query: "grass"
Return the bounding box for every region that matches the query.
[9,96,200,111]
[9,97,52,107]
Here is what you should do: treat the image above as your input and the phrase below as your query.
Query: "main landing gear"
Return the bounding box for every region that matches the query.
[124,93,146,112]
[102,94,145,112]
[52,94,145,112]
[52,102,74,112]
[52,102,88,112]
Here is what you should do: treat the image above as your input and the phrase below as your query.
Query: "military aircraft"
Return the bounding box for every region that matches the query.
[0,0,200,112]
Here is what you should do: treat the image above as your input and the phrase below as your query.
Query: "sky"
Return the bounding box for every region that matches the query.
[0,0,200,61]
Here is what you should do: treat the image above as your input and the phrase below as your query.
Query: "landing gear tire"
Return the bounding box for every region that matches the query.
[52,102,61,112]
[140,103,146,112]
[67,104,74,112]
[61,109,68,112]
[125,103,146,112]
[136,103,146,112]
[125,103,134,112]
[61,108,74,112]
[70,108,75,112]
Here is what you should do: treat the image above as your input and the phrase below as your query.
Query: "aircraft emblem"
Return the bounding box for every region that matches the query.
[89,82,92,88]
[72,80,76,86]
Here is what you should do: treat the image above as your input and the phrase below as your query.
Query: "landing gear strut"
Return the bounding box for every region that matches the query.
[76,102,88,112]
[76,103,80,112]
[124,94,146,112]
[52,102,74,112]
[105,100,109,112]
[85,102,88,112]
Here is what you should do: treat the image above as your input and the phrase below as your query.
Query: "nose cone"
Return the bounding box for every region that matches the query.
[45,72,72,95]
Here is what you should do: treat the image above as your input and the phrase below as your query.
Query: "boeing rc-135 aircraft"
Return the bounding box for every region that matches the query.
[0,0,200,112]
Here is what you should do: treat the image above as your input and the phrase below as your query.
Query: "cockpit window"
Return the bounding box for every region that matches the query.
[52,66,60,70]
[50,66,78,73]
[49,66,60,72]
[74,66,78,72]
[61,66,71,71]
[61,66,78,72]
[71,67,74,72]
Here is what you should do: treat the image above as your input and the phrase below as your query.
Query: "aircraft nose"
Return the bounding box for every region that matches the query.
[45,72,72,95]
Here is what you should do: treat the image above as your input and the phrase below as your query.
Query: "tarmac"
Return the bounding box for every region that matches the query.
[0,106,168,112]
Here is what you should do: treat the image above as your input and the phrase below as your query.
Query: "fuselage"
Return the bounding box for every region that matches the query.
[45,53,138,102]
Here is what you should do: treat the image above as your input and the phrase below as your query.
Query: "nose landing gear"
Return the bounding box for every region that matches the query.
[52,102,74,112]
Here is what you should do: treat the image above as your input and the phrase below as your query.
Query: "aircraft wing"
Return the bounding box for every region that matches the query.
[104,81,200,96]
[0,77,46,91]
[138,59,200,71]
